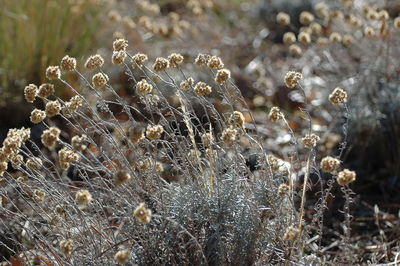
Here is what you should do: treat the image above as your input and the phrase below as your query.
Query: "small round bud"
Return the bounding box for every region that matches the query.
[268,107,284,122]
[45,100,61,117]
[75,189,92,206]
[59,239,74,256]
[131,53,148,68]
[276,12,290,25]
[153,57,169,72]
[194,81,212,96]
[337,169,356,186]
[320,156,341,174]
[207,56,224,69]
[329,32,342,43]
[38,83,54,98]
[113,38,128,51]
[298,31,311,44]
[112,50,127,65]
[284,71,302,88]
[24,84,38,103]
[134,203,152,224]
[289,44,302,56]
[329,87,347,104]
[114,250,131,265]
[85,55,104,70]
[215,69,231,84]
[146,125,164,140]
[92,73,109,89]
[299,11,314,25]
[302,133,320,148]
[136,79,153,96]
[46,66,61,80]
[168,53,184,68]
[283,32,296,44]
[60,55,77,72]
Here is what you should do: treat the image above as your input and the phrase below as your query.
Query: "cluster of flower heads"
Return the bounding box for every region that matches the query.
[0,128,30,176]
[106,0,213,40]
[278,1,400,56]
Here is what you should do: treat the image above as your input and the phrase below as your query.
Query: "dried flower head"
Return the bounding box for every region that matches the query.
[168,53,184,67]
[114,249,131,265]
[284,226,301,241]
[131,53,148,68]
[59,239,74,256]
[75,189,92,206]
[10,154,23,169]
[283,32,296,44]
[136,79,153,96]
[329,32,342,43]
[41,127,60,148]
[30,109,46,124]
[276,12,290,25]
[194,81,212,96]
[113,38,128,51]
[302,133,320,148]
[317,37,329,45]
[38,83,55,98]
[0,162,7,176]
[58,147,79,169]
[180,77,194,91]
[289,44,302,56]
[268,107,284,122]
[278,183,290,196]
[201,133,214,148]
[134,203,152,224]
[112,50,127,65]
[136,157,153,172]
[26,157,42,171]
[364,26,375,37]
[60,55,77,72]
[378,10,389,21]
[310,22,322,35]
[129,125,145,144]
[114,171,132,185]
[228,111,245,129]
[195,53,211,66]
[298,31,311,45]
[45,100,61,117]
[215,69,231,84]
[153,57,169,72]
[299,11,314,25]
[329,87,347,104]
[284,71,302,88]
[46,66,61,80]
[221,127,237,144]
[24,84,38,103]
[395,17,400,29]
[71,135,87,151]
[146,125,164,140]
[85,55,104,70]
[108,10,121,22]
[33,189,46,203]
[92,73,109,89]
[320,156,341,174]
[207,56,224,69]
[343,34,354,46]
[337,169,356,186]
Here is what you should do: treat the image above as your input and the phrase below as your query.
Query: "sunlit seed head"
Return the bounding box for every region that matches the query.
[283,32,296,44]
[46,66,61,80]
[337,169,356,186]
